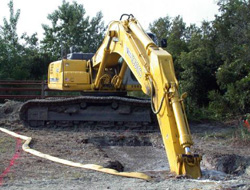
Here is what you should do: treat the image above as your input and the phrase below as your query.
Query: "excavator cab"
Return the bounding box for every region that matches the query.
[147,32,158,45]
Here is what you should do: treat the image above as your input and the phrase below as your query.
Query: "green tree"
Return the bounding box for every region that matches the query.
[167,16,189,78]
[212,0,250,114]
[0,0,48,80]
[82,12,104,52]
[149,16,188,78]
[41,0,104,59]
[0,0,26,79]
[149,15,221,118]
[167,16,188,58]
[179,21,220,109]
[20,33,50,79]
[149,16,172,44]
[0,0,20,48]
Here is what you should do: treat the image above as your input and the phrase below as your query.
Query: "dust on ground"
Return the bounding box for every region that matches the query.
[0,100,250,190]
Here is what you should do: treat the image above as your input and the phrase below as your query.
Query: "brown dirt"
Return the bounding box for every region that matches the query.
[0,100,250,190]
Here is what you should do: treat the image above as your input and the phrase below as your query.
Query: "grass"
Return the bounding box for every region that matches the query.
[63,170,85,180]
[202,130,235,140]
[0,135,16,178]
[0,136,16,154]
[233,121,250,141]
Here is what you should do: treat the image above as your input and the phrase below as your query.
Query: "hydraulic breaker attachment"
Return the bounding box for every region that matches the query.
[177,154,202,178]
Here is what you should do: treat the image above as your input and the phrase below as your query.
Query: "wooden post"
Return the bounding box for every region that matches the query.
[41,80,45,99]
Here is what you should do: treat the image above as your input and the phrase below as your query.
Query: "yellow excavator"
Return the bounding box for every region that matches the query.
[20,14,202,178]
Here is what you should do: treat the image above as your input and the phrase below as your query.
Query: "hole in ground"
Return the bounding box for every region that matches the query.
[87,136,153,146]
[202,153,249,175]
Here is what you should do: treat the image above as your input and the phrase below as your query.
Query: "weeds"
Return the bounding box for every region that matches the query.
[0,136,15,154]
[202,130,234,140]
[232,120,250,141]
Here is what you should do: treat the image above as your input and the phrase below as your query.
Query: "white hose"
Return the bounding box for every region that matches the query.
[0,127,151,180]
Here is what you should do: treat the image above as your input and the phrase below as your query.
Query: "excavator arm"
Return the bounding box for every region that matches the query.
[92,14,202,178]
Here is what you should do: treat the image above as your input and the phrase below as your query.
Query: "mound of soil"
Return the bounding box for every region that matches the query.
[0,100,23,123]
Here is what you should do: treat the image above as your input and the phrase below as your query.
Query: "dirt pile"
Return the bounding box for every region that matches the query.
[0,100,23,124]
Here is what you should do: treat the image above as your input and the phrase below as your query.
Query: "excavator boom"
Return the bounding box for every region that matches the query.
[90,15,202,178]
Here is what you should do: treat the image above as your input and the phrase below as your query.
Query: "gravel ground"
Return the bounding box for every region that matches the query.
[0,100,250,190]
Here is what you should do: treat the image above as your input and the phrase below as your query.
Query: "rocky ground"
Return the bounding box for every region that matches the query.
[0,100,250,190]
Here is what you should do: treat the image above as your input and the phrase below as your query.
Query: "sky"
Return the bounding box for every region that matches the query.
[0,0,220,41]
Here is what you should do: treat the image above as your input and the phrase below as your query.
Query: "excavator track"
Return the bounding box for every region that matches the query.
[19,96,158,131]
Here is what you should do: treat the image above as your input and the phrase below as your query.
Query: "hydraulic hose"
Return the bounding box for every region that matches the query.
[149,78,166,114]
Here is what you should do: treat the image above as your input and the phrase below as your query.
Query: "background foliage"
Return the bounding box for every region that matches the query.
[0,0,250,119]
[0,0,104,80]
[150,0,250,119]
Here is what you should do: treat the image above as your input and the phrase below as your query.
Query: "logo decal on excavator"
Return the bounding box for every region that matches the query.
[50,78,59,82]
[126,46,142,78]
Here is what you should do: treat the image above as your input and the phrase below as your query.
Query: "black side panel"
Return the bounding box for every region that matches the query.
[67,53,95,60]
